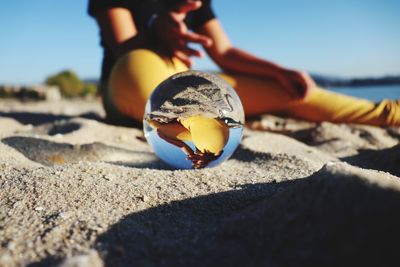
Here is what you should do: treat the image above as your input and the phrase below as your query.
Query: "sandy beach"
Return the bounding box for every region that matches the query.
[1,98,400,267]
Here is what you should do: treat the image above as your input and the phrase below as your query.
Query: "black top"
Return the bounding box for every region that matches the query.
[88,0,216,81]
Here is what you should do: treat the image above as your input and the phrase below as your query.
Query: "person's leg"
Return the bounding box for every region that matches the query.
[218,73,400,126]
[150,116,228,156]
[109,49,189,122]
[108,50,230,156]
[148,119,192,141]
[179,116,229,155]
[285,89,400,126]
[218,73,298,115]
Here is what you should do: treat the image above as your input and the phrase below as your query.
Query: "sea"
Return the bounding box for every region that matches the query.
[327,85,400,102]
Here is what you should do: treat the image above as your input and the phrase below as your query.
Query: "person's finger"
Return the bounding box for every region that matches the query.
[304,73,317,89]
[176,0,202,14]
[187,154,196,160]
[287,86,300,98]
[179,45,203,58]
[288,72,308,98]
[183,31,213,47]
[302,75,316,98]
[187,155,193,160]
[174,50,192,67]
[293,81,307,98]
[190,155,203,161]
[277,76,298,98]
[298,72,316,98]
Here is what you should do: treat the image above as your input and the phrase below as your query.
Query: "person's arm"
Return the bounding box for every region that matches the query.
[156,129,195,157]
[197,19,316,98]
[94,1,212,65]
[94,7,146,57]
[150,0,212,66]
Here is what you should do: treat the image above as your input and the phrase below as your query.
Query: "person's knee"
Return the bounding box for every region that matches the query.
[181,116,229,155]
[109,49,188,121]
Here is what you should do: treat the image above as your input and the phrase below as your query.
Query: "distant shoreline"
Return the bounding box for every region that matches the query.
[311,74,400,88]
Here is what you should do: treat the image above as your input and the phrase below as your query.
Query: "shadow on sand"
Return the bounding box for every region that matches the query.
[342,144,400,177]
[29,164,400,267]
[0,111,103,126]
[0,110,144,129]
[1,136,171,170]
[1,134,277,171]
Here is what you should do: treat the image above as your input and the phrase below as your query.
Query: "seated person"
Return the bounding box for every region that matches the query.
[88,0,400,127]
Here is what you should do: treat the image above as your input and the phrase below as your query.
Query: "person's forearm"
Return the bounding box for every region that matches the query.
[215,47,287,78]
[157,130,194,155]
[199,19,314,97]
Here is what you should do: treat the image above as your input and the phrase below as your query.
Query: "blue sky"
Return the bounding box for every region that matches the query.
[1,0,399,84]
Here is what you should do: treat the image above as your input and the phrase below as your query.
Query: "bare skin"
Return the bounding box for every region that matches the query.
[94,0,316,99]
[95,7,143,57]
[197,18,316,98]
[156,128,219,169]
[150,0,213,66]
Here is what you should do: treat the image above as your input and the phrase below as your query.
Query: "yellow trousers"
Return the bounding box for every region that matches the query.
[109,49,400,126]
[148,116,229,155]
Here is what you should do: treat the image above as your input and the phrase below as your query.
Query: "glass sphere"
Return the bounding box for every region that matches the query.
[143,70,245,169]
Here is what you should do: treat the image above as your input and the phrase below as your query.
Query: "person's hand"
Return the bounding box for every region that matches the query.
[187,151,207,169]
[277,69,316,99]
[150,0,213,67]
[187,150,219,169]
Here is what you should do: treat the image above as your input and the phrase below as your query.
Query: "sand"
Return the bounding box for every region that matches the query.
[0,99,399,267]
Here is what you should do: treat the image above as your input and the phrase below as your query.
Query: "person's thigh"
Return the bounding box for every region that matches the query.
[110,49,189,121]
[217,73,297,116]
[180,116,228,155]
[214,72,399,126]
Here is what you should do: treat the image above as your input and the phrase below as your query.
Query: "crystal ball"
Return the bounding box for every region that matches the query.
[143,70,245,169]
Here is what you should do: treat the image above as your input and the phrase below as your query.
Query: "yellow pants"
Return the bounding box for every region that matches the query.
[109,49,400,126]
[148,116,229,155]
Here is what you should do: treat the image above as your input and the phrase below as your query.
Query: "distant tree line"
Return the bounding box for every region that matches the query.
[45,70,98,97]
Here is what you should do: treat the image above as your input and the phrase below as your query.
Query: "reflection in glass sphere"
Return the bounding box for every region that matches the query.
[143,70,245,169]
